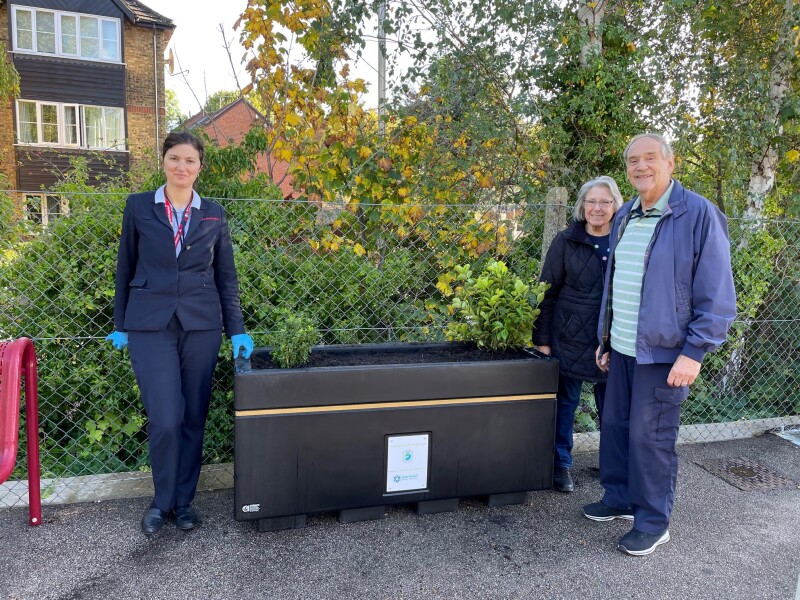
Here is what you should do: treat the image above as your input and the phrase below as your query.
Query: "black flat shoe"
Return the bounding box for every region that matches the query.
[141,508,167,535]
[174,505,200,531]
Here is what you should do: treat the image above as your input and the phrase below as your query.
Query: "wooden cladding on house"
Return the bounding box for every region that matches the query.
[16,147,129,191]
[16,54,125,106]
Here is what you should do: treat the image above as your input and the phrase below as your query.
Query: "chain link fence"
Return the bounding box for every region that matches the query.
[1,191,798,507]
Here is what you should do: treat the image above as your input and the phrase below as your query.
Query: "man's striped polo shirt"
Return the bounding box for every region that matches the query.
[610,182,673,357]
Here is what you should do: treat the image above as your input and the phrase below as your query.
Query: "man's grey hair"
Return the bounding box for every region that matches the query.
[573,175,625,222]
[623,133,674,163]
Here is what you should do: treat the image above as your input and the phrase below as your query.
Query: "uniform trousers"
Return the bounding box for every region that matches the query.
[128,315,222,512]
[599,350,689,535]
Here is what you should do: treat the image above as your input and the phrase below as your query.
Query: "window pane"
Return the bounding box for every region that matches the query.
[46,196,62,221]
[101,20,119,61]
[61,15,78,55]
[80,17,99,59]
[15,9,34,50]
[64,106,79,145]
[105,108,124,150]
[84,106,103,147]
[18,101,38,143]
[36,11,56,54]
[40,104,59,143]
[26,196,43,225]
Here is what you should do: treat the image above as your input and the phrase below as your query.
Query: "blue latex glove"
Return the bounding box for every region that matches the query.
[105,331,128,350]
[231,333,254,359]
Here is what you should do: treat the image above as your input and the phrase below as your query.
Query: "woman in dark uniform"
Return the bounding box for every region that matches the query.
[106,132,253,534]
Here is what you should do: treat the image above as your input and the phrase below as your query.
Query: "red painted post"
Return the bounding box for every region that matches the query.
[20,338,41,526]
[0,338,42,526]
[0,342,19,482]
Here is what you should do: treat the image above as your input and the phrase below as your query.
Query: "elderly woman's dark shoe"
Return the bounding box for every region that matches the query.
[141,508,167,534]
[553,467,575,492]
[174,505,200,531]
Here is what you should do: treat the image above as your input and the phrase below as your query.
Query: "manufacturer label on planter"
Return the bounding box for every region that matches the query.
[386,433,430,493]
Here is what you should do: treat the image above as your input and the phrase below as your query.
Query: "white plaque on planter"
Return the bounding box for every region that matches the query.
[385,433,430,493]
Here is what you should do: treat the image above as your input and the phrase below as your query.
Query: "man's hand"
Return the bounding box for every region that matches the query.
[596,346,610,373]
[667,355,701,387]
[535,345,551,356]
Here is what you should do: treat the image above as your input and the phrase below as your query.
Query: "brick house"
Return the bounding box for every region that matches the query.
[0,0,173,223]
[183,97,296,200]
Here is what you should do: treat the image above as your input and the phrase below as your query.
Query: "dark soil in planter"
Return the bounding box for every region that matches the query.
[250,344,538,370]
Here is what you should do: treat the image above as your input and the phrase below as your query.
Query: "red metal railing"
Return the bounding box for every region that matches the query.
[0,338,42,526]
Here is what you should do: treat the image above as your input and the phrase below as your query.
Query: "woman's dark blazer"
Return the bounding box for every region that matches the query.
[112,191,245,335]
[532,220,607,383]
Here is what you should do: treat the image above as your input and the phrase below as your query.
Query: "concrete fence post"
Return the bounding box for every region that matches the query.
[541,186,568,265]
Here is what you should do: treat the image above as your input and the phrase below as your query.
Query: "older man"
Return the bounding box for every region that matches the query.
[583,133,736,556]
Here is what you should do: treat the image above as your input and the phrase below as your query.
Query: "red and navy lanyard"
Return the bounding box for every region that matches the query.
[163,194,191,250]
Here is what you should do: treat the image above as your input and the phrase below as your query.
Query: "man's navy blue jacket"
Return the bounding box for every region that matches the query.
[597,180,736,365]
[112,191,245,336]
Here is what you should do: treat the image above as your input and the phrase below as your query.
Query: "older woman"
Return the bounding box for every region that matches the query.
[533,176,623,492]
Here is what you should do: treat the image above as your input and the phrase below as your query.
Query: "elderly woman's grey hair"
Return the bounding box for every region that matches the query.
[623,133,673,163]
[573,175,625,222]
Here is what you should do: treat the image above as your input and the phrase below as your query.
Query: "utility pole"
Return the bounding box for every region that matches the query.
[378,0,386,137]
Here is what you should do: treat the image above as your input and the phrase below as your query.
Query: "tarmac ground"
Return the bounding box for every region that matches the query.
[1,434,799,600]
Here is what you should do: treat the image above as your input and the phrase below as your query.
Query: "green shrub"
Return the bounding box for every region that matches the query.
[0,163,144,477]
[269,312,320,368]
[443,259,549,352]
[225,198,439,347]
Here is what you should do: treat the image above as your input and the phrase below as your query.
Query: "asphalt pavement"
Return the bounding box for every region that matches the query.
[1,433,799,600]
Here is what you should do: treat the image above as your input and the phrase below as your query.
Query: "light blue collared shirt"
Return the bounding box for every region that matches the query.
[154,185,202,256]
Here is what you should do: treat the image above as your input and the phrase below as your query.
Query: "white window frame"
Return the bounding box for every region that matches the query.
[38,101,60,145]
[13,7,34,52]
[34,9,57,54]
[25,194,69,227]
[16,99,39,144]
[59,13,79,58]
[82,106,125,151]
[62,104,80,146]
[10,5,121,64]
[15,99,125,150]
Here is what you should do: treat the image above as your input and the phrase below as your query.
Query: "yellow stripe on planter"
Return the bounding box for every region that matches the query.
[235,393,557,417]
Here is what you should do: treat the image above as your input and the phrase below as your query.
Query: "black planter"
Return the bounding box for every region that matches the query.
[234,342,558,531]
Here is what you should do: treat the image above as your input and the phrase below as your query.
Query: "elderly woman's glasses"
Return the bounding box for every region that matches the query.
[585,199,614,207]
